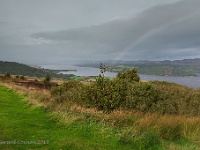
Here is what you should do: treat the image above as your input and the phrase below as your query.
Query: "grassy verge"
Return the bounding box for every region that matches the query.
[0,85,131,150]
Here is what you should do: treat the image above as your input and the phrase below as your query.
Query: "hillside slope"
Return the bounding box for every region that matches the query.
[0,61,74,79]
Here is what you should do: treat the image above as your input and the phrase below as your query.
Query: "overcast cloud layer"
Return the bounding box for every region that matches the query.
[0,0,200,64]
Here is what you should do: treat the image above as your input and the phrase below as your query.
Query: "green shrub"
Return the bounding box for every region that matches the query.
[79,69,158,112]
[80,75,122,111]
[124,82,158,112]
[51,81,83,103]
[51,86,66,102]
[116,68,140,82]
[151,81,200,116]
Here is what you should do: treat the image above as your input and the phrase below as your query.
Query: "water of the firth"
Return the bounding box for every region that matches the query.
[42,65,200,88]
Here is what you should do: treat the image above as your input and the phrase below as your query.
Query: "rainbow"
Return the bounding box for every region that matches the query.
[113,10,198,62]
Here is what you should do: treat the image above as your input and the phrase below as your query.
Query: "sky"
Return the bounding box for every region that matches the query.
[0,0,200,64]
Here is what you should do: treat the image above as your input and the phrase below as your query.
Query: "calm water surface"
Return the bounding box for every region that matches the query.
[42,65,200,88]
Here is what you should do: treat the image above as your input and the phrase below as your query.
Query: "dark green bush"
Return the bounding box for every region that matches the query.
[151,81,200,116]
[124,82,158,112]
[116,68,140,82]
[80,75,122,111]
[79,71,157,112]
[51,80,83,103]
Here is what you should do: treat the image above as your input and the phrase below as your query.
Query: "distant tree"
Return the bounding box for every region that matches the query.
[43,73,51,85]
[4,72,11,78]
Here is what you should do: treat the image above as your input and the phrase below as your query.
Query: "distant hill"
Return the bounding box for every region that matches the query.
[0,61,74,79]
[77,58,200,76]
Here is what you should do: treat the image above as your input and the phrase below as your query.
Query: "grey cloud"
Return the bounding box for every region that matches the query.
[32,0,200,60]
[1,0,199,64]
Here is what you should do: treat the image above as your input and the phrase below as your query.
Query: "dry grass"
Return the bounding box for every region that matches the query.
[135,113,200,144]
[0,80,49,107]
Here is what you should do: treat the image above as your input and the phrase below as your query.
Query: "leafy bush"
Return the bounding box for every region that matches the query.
[80,75,122,111]
[51,80,83,103]
[151,81,200,116]
[116,68,140,82]
[124,82,158,112]
[79,69,157,112]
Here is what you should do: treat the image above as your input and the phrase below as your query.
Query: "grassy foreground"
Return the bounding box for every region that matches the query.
[0,85,131,150]
[0,81,200,150]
